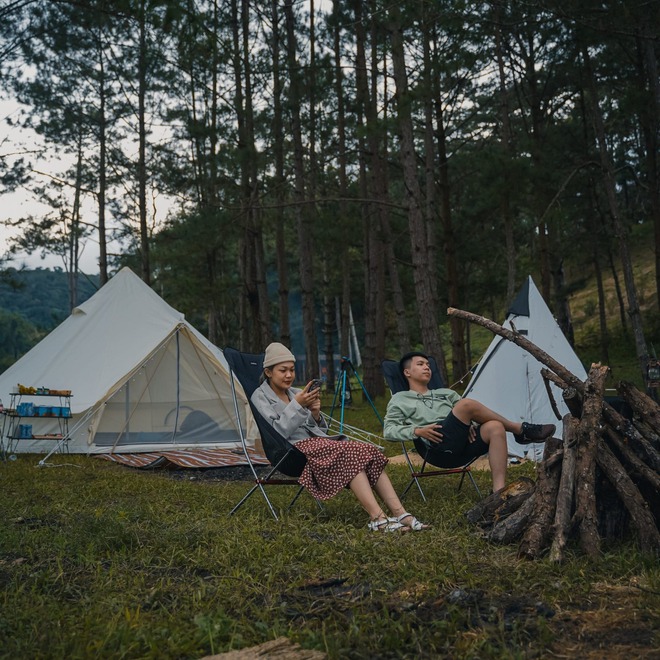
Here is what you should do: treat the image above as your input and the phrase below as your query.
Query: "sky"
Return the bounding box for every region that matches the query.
[1,98,104,273]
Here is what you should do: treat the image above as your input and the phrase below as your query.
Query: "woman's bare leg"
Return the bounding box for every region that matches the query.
[348,470,387,520]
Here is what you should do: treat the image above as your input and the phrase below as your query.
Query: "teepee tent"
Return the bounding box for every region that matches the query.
[463,276,587,459]
[0,267,258,459]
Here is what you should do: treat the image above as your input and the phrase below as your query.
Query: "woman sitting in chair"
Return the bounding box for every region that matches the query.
[251,342,429,533]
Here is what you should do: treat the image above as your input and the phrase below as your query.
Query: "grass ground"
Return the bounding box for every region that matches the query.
[1,447,658,659]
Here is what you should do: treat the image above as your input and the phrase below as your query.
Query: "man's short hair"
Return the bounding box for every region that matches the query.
[399,351,429,381]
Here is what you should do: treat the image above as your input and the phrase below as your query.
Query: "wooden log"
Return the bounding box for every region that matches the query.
[632,418,660,449]
[541,447,564,472]
[447,307,586,393]
[618,380,660,431]
[465,478,535,526]
[602,403,660,473]
[487,492,537,544]
[604,427,660,493]
[549,416,579,563]
[540,368,584,418]
[596,440,660,554]
[574,364,610,559]
[563,387,583,419]
[632,419,660,451]
[518,438,563,559]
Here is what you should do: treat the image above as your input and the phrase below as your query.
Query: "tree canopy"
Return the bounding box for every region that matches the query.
[1,0,658,388]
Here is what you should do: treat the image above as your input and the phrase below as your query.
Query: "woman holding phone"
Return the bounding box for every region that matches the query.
[251,342,429,532]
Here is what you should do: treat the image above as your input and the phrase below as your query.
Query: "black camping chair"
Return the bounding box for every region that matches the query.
[224,347,321,519]
[381,358,482,502]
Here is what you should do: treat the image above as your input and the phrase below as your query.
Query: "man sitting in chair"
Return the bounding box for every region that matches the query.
[383,352,556,493]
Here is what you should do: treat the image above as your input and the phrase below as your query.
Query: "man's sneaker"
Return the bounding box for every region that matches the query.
[513,422,556,445]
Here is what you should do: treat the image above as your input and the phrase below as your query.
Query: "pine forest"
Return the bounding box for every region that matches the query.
[1,0,659,393]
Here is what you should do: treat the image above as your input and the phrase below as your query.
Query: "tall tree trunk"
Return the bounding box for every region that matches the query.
[492,1,516,303]
[427,20,466,380]
[388,7,447,382]
[96,32,108,285]
[634,21,660,310]
[332,4,350,368]
[241,0,269,348]
[357,0,386,397]
[137,0,150,285]
[271,0,290,346]
[68,125,83,311]
[581,44,649,383]
[284,0,318,378]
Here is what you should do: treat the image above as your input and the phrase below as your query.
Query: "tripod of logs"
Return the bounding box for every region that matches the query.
[448,307,660,561]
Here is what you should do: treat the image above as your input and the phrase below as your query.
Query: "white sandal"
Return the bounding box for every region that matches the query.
[367,517,407,533]
[396,512,430,531]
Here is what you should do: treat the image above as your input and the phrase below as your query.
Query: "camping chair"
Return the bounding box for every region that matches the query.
[224,347,321,520]
[381,358,482,502]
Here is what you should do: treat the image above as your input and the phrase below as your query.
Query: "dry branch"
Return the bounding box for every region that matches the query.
[447,307,585,392]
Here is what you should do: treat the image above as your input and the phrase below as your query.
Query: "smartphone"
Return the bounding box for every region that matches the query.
[309,378,323,392]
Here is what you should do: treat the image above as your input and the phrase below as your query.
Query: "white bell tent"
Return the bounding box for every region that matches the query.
[0,267,258,459]
[463,276,587,459]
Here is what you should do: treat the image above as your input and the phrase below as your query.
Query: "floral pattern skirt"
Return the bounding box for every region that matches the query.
[294,437,388,501]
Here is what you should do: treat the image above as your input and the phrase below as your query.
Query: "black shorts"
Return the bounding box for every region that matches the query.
[414,411,489,469]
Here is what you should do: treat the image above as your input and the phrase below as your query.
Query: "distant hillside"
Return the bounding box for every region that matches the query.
[0,268,100,372]
[0,268,100,329]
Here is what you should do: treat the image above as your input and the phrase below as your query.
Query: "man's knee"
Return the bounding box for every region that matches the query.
[480,420,506,444]
[452,398,475,422]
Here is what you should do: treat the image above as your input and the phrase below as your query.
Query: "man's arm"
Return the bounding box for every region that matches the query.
[383,395,417,441]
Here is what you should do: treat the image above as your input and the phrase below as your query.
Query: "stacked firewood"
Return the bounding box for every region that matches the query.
[449,307,660,561]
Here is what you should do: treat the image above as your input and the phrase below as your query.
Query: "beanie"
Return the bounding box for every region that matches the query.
[263,342,296,369]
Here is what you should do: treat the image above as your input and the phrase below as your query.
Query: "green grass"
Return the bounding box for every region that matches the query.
[1,455,658,659]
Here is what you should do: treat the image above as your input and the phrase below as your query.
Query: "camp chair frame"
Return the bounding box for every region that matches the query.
[381,358,482,502]
[224,347,322,520]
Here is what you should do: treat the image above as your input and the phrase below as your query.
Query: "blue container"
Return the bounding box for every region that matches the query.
[18,424,32,438]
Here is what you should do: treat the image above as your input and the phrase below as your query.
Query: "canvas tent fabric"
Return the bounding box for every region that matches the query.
[0,267,259,456]
[462,276,587,459]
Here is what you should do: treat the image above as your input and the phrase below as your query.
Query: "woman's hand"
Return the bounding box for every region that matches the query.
[294,381,322,418]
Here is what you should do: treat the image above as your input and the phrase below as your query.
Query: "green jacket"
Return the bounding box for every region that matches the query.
[383,388,461,441]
